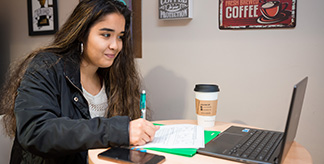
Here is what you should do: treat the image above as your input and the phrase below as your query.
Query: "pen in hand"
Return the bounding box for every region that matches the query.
[140,90,146,120]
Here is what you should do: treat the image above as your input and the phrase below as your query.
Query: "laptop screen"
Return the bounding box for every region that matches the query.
[279,77,308,163]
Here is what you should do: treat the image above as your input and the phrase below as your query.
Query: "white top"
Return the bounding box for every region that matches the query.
[82,84,108,118]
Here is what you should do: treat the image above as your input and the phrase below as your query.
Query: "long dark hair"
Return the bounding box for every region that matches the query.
[1,0,141,138]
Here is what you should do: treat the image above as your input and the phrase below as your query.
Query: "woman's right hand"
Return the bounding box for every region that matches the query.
[129,118,160,146]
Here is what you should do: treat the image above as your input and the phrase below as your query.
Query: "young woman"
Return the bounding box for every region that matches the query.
[1,0,159,163]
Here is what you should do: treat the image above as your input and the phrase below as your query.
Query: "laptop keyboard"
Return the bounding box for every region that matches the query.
[228,129,283,161]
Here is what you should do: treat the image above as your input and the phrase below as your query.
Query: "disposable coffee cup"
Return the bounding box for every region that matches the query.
[194,84,220,128]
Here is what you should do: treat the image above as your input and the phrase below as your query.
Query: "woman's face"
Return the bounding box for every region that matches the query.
[82,13,125,69]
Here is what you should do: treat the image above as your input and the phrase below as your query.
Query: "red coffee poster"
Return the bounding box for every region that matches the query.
[219,0,296,29]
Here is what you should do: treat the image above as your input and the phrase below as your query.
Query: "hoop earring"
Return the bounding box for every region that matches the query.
[80,43,83,55]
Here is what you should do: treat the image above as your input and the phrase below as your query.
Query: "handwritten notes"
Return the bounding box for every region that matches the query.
[137,124,205,149]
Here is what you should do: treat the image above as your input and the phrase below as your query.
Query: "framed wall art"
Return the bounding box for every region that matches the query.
[219,0,296,29]
[158,0,193,20]
[27,0,58,36]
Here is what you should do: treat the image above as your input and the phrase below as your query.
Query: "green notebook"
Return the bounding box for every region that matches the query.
[146,124,220,157]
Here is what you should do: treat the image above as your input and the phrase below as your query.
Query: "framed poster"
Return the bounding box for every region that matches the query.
[158,0,193,20]
[219,0,296,29]
[27,0,58,36]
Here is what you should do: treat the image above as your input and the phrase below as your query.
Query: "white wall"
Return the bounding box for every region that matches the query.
[139,0,324,164]
[3,0,323,164]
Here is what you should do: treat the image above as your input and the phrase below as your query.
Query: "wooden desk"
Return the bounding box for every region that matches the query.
[88,120,312,164]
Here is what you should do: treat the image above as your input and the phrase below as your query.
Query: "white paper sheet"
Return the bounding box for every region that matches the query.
[136,124,205,149]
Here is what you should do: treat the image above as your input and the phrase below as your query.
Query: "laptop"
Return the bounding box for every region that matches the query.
[197,77,308,164]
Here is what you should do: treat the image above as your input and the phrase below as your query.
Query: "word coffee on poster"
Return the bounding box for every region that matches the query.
[219,0,296,29]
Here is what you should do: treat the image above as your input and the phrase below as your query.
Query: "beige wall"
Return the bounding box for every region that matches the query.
[2,0,323,164]
[139,0,324,164]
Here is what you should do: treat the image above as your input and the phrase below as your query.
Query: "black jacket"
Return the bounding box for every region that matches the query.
[11,52,130,164]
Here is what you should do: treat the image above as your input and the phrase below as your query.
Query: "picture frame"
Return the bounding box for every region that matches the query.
[27,0,58,36]
[158,0,193,20]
